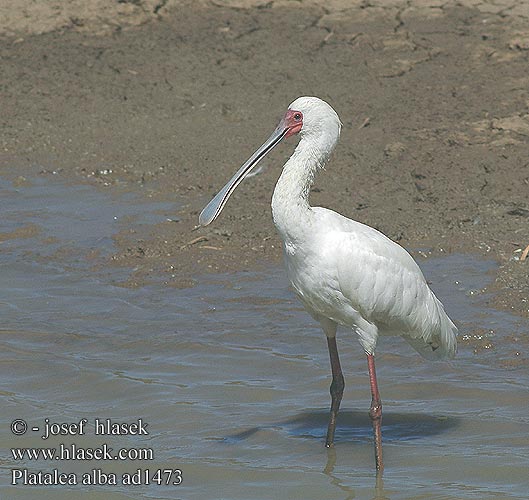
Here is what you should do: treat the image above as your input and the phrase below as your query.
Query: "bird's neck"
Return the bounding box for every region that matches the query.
[271,136,330,244]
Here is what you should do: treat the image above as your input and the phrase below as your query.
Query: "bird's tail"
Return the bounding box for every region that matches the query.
[404,295,458,361]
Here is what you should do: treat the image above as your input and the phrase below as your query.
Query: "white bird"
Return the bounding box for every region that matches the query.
[199,96,457,471]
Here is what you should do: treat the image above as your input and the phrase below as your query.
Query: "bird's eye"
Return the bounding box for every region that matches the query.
[294,113,302,121]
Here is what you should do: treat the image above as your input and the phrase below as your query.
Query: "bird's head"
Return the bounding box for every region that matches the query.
[199,96,342,226]
[283,96,342,142]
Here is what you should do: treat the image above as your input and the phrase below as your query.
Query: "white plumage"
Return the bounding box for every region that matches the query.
[278,207,457,359]
[199,96,457,471]
[270,97,456,360]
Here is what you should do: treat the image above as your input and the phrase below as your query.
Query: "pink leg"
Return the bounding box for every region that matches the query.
[367,354,384,472]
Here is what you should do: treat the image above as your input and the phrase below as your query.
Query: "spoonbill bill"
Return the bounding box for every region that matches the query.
[199,96,457,471]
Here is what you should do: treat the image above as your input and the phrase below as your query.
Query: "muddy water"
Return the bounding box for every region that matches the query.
[1,177,528,500]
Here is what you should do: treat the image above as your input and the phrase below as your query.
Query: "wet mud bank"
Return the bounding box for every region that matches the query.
[1,1,528,317]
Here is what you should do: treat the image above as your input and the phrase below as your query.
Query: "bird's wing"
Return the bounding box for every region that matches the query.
[312,208,457,359]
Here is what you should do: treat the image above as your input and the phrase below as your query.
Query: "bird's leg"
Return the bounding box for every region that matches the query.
[325,336,345,447]
[366,353,384,472]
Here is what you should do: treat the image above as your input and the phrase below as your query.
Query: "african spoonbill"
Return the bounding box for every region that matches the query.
[199,96,457,471]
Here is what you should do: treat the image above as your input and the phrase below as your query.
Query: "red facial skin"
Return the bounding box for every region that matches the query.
[283,109,303,138]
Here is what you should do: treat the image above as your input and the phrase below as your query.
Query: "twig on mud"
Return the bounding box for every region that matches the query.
[359,117,371,129]
[520,244,529,262]
[322,31,334,44]
[180,236,208,249]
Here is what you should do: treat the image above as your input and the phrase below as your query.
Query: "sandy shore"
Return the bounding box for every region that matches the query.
[1,0,528,317]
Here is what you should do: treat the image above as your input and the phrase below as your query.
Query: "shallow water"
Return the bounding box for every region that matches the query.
[1,176,528,499]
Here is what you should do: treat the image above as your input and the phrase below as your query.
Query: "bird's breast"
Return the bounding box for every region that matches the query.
[282,240,354,323]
